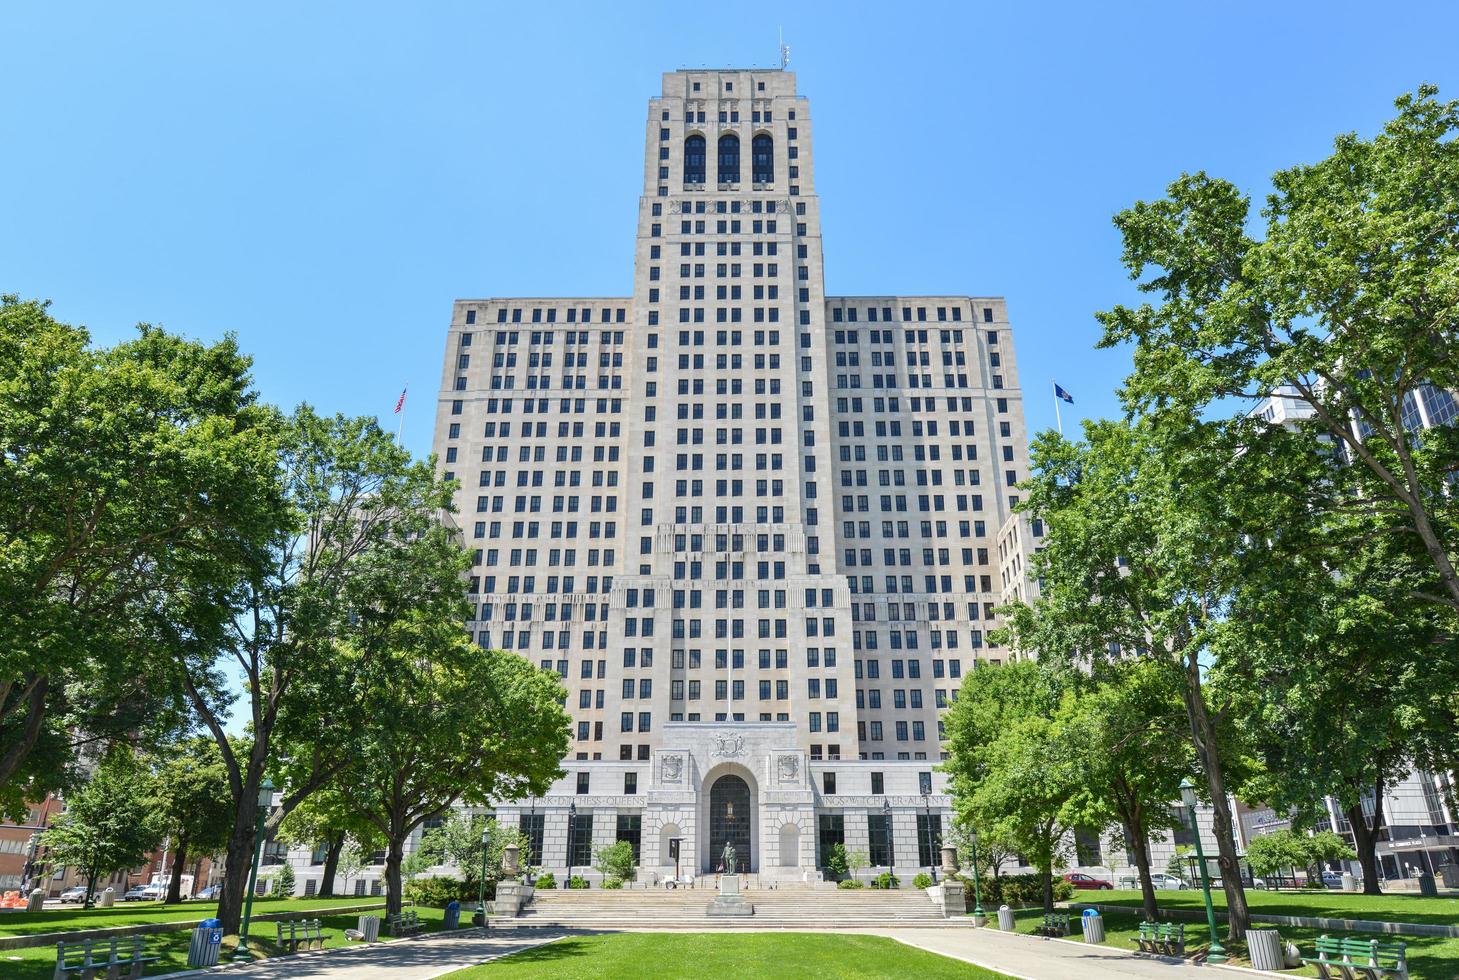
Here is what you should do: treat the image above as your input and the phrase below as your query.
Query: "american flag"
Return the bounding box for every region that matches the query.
[394,385,408,414]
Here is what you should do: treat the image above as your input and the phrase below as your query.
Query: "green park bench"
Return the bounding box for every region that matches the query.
[1301,935,1408,980]
[1131,921,1186,956]
[387,909,425,937]
[276,917,332,952]
[1036,912,1071,937]
[54,936,159,980]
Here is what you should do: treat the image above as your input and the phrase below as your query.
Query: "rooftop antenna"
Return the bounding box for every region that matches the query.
[779,27,790,69]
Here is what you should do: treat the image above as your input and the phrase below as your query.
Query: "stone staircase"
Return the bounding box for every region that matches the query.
[495,885,967,931]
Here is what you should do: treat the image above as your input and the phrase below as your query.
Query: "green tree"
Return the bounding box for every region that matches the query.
[1097,86,1459,614]
[276,787,377,897]
[414,811,530,894]
[943,660,1080,913]
[275,862,296,898]
[331,633,570,917]
[172,407,461,934]
[1001,418,1267,936]
[1058,661,1191,921]
[594,840,637,885]
[0,297,283,818]
[151,737,236,904]
[1244,829,1312,882]
[38,750,164,907]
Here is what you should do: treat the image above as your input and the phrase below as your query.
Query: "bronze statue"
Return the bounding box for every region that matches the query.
[721,841,737,875]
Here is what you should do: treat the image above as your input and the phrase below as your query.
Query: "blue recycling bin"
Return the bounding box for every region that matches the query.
[444,900,461,930]
[1080,908,1105,943]
[189,917,225,967]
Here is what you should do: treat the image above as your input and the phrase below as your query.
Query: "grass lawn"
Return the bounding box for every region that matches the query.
[1004,903,1459,980]
[0,896,385,937]
[1089,887,1459,927]
[442,933,1014,979]
[0,904,447,980]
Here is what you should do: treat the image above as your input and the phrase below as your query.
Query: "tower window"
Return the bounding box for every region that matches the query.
[718,133,740,184]
[684,135,706,185]
[752,134,774,184]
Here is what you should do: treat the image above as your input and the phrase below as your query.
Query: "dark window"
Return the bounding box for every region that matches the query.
[718,133,740,184]
[576,771,590,794]
[917,813,943,867]
[519,813,544,865]
[871,771,884,795]
[752,134,773,183]
[568,811,594,867]
[823,772,836,794]
[817,813,845,870]
[616,814,642,863]
[868,814,895,867]
[685,135,706,184]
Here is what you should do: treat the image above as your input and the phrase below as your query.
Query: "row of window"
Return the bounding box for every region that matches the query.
[683,133,775,184]
[832,307,996,324]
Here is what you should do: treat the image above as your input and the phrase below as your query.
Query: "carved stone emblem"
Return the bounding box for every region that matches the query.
[662,754,684,782]
[776,754,799,783]
[711,732,745,758]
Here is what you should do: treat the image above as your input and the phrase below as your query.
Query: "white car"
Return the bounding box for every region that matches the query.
[58,885,89,903]
[1149,873,1187,890]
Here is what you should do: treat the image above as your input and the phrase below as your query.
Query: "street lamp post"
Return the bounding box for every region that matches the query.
[236,777,274,959]
[882,798,893,877]
[922,791,937,883]
[967,825,985,921]
[474,826,491,929]
[566,802,577,887]
[1180,778,1226,964]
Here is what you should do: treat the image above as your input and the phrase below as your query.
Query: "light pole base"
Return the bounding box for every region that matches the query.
[972,913,988,927]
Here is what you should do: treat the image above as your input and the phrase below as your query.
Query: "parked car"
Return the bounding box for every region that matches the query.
[1063,872,1114,890]
[122,884,163,902]
[58,886,88,903]
[1148,873,1187,890]
[194,883,223,901]
[1321,870,1349,889]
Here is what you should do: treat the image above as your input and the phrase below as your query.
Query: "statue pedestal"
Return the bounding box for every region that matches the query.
[707,875,754,917]
[494,881,533,918]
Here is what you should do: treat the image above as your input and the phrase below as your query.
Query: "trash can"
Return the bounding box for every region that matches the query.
[997,905,1015,931]
[97,887,115,908]
[1248,928,1284,971]
[27,888,44,912]
[444,900,461,930]
[188,918,225,968]
[1080,908,1105,944]
[1417,872,1438,897]
[1341,872,1357,892]
[357,914,381,943]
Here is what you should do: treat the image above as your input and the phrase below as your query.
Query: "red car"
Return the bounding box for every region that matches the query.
[1063,872,1114,890]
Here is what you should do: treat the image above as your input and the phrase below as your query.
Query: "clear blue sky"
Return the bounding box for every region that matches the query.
[4,1,1456,451]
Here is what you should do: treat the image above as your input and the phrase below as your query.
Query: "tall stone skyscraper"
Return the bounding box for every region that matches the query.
[429,68,1033,879]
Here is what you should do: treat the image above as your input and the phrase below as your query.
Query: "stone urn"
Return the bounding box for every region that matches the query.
[502,843,521,879]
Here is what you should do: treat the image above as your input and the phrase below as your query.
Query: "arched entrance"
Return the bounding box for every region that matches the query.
[707,774,752,872]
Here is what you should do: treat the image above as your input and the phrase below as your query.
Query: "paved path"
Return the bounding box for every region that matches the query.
[167,930,563,980]
[872,927,1273,980]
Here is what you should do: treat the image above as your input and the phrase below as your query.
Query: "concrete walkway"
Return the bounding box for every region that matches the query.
[164,930,564,980]
[874,927,1277,980]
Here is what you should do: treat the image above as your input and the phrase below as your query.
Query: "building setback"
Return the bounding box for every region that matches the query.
[417,67,1035,882]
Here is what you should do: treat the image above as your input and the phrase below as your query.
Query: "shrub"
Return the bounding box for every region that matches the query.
[534,872,557,889]
[594,840,637,884]
[602,878,624,889]
[978,872,1073,908]
[824,843,849,880]
[404,875,474,908]
[913,872,934,889]
[837,879,864,889]
[567,875,590,889]
[276,863,296,898]
[868,872,900,890]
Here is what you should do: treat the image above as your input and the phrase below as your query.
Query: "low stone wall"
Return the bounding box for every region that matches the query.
[0,902,388,951]
[1070,901,1459,939]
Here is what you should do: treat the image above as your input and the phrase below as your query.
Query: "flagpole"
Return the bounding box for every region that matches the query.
[1053,379,1063,436]
[396,382,407,441]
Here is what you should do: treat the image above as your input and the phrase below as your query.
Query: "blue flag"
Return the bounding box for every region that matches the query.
[1054,383,1074,404]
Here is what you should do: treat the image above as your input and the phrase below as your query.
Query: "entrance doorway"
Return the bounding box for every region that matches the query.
[708,774,752,872]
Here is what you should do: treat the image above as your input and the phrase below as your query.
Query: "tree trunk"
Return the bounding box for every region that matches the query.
[216,793,259,935]
[165,839,189,904]
[1124,818,1158,921]
[0,675,50,789]
[384,835,405,919]
[1181,648,1250,940]
[1345,790,1386,896]
[318,832,345,897]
